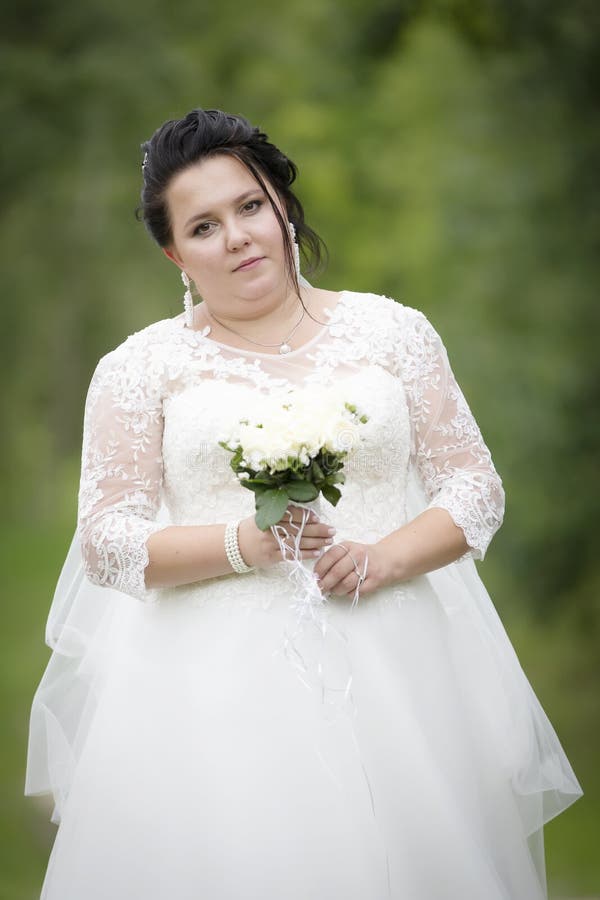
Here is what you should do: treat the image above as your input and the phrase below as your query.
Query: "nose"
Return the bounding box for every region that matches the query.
[224,217,251,253]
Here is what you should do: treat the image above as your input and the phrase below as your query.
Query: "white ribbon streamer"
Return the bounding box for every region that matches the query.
[270,500,359,720]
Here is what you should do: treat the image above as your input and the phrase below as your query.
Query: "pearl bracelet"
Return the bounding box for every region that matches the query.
[224,520,254,573]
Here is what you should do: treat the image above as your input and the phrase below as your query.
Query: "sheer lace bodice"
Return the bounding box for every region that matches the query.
[77,291,505,602]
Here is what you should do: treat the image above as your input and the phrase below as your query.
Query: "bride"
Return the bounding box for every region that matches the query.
[26,107,582,899]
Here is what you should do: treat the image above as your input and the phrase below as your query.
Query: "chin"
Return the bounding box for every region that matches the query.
[237,279,279,300]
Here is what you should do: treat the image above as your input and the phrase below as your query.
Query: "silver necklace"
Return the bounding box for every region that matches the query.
[205,302,306,354]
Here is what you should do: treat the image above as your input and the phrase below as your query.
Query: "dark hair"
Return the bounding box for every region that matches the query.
[137,108,328,299]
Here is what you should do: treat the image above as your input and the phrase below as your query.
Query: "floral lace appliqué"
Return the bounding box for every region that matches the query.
[77,293,504,602]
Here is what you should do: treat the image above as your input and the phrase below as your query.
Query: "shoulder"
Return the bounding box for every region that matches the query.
[103,314,184,361]
[339,291,450,376]
[341,290,438,335]
[88,315,185,405]
[340,289,420,318]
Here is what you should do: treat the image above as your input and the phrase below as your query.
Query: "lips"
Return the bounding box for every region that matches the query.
[235,256,264,271]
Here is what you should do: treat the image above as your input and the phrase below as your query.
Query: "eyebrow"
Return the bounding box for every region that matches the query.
[184,189,265,229]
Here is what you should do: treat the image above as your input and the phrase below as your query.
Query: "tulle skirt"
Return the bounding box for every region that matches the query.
[29,541,582,900]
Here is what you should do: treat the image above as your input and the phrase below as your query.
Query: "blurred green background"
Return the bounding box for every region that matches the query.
[2,0,599,897]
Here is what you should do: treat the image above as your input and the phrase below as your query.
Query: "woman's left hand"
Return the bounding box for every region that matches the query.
[313,540,391,599]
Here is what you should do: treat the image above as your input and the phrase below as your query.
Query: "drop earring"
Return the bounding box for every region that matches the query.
[288,221,301,281]
[181,271,194,328]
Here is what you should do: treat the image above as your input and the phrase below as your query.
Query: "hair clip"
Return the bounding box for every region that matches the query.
[142,151,149,172]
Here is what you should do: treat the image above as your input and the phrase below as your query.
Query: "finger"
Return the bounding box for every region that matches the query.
[273,516,313,540]
[315,558,356,593]
[279,544,326,561]
[327,542,356,570]
[288,508,320,525]
[313,542,345,574]
[282,521,333,545]
[345,576,371,597]
[316,543,367,591]
[348,566,373,596]
[302,536,334,549]
[275,519,332,543]
[278,511,317,532]
[278,542,321,561]
[295,536,335,551]
[313,547,340,582]
[276,531,330,559]
[281,539,331,557]
[303,522,336,541]
[278,510,299,530]
[302,549,328,560]
[331,571,363,597]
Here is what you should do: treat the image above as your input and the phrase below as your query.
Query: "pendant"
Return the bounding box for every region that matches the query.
[279,343,292,354]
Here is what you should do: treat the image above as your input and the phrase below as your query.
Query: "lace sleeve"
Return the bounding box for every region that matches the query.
[77,338,167,601]
[395,306,505,560]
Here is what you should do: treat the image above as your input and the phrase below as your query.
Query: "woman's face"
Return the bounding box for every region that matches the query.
[164,154,291,316]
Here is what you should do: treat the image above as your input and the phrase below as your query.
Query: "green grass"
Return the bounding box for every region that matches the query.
[0,523,71,900]
[506,614,600,896]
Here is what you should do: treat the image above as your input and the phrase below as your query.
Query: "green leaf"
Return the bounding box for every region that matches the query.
[285,481,319,501]
[254,488,289,531]
[311,459,325,481]
[255,488,276,507]
[321,484,342,506]
[239,481,269,495]
[288,471,308,481]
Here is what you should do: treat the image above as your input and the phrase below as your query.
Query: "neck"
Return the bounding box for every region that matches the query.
[203,284,307,341]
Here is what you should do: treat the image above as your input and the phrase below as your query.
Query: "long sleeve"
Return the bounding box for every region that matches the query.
[77,339,168,601]
[395,306,505,560]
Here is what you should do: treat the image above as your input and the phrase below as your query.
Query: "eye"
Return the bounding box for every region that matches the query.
[191,198,264,237]
[192,221,213,237]
[243,199,263,213]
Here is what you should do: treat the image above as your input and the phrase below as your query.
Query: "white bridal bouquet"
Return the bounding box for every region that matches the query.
[219,384,369,531]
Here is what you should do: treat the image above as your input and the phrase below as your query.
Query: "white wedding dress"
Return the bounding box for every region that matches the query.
[26,288,582,899]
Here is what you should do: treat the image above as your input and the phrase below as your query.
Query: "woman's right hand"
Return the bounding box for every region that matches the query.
[237,506,336,569]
